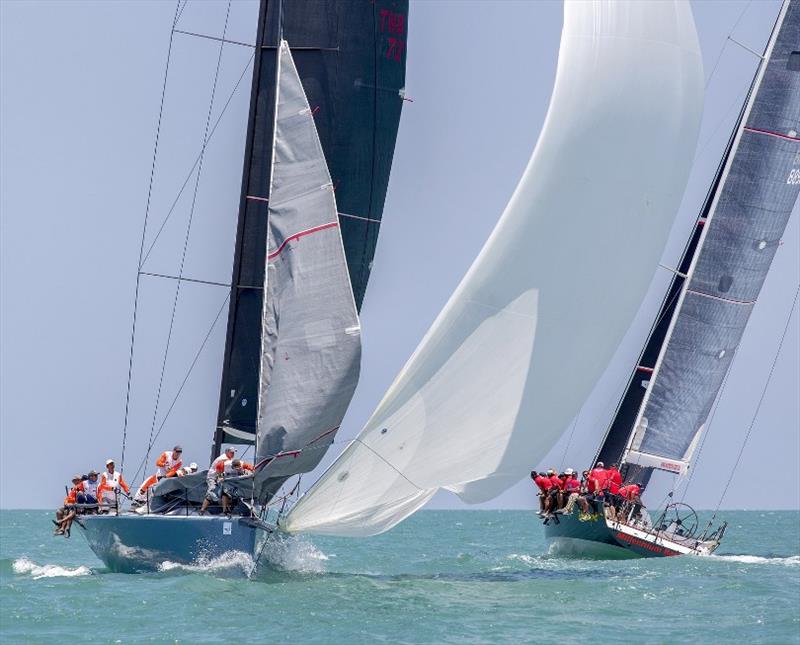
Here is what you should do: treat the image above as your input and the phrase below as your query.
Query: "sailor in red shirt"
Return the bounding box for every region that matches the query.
[618,483,641,502]
[532,471,554,514]
[589,462,608,496]
[606,463,623,495]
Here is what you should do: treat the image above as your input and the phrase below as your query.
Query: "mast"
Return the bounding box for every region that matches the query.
[211,0,271,461]
[212,0,409,461]
[618,0,799,480]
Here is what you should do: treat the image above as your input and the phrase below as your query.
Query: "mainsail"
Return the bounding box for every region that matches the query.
[214,0,408,449]
[621,0,800,476]
[283,0,705,537]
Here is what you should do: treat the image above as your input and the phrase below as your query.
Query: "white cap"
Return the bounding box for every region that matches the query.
[564,468,574,475]
[105,459,114,466]
[225,446,236,453]
[189,462,198,471]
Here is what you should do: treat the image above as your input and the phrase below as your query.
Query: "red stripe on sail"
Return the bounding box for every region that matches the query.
[743,126,800,142]
[267,222,339,260]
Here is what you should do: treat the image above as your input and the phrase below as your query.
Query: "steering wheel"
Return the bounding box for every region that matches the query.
[660,502,699,538]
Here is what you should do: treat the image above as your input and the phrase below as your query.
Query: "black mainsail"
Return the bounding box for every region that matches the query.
[598,0,800,484]
[213,0,408,453]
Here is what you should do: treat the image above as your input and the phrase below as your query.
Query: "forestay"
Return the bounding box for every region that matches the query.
[624,0,800,475]
[253,41,361,501]
[284,0,704,536]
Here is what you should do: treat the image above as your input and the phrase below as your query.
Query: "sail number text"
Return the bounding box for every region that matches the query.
[380,9,406,62]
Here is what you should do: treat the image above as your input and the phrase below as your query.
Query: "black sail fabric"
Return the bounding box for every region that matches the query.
[626,1,800,471]
[214,0,408,449]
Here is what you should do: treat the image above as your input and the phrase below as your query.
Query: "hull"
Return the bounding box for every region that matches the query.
[544,508,718,559]
[77,514,267,573]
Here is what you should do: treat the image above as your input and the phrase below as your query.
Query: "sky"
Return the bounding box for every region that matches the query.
[1,0,798,511]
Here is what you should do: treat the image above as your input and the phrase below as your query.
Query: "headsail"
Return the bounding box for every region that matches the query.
[252,40,361,501]
[622,0,800,476]
[214,0,408,449]
[283,0,704,537]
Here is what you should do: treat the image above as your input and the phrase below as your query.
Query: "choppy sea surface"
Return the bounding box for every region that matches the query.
[1,510,798,644]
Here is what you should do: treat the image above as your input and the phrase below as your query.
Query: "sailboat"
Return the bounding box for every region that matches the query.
[543,0,799,559]
[79,0,410,572]
[81,0,706,571]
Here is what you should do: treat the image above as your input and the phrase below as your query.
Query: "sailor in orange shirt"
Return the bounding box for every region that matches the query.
[97,459,130,512]
[200,458,254,515]
[133,446,183,504]
[54,475,83,536]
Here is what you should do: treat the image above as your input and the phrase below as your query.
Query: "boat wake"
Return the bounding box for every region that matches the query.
[711,554,800,566]
[12,557,92,580]
[256,534,329,574]
[158,551,256,577]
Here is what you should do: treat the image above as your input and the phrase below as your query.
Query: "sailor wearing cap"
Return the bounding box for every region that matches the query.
[132,445,184,505]
[81,470,100,508]
[98,459,130,511]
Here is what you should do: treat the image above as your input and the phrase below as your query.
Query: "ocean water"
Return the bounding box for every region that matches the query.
[1,510,798,644]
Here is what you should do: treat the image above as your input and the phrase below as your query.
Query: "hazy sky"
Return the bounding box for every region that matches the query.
[1,0,797,511]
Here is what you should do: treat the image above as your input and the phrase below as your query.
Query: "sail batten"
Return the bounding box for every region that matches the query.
[622,0,800,474]
[284,1,705,536]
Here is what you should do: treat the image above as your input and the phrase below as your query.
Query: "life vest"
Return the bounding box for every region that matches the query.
[208,453,231,480]
[156,451,182,477]
[99,470,129,500]
[82,478,99,497]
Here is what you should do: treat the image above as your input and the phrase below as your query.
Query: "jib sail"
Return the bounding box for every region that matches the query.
[214,0,408,450]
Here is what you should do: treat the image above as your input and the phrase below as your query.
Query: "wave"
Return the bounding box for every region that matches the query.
[12,557,92,580]
[711,554,800,566]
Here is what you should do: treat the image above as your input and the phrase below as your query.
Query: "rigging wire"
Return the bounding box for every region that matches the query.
[120,0,183,471]
[712,283,800,516]
[139,50,255,269]
[143,0,233,469]
[130,292,231,485]
[703,1,752,89]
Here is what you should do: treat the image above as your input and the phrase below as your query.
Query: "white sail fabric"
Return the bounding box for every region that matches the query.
[284,0,704,536]
[254,41,361,496]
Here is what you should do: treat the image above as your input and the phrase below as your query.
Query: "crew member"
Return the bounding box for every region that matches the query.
[589,462,608,497]
[200,457,253,515]
[97,459,130,512]
[219,459,254,515]
[206,447,235,498]
[81,470,100,512]
[54,475,82,536]
[532,471,553,514]
[133,446,183,503]
[606,463,622,495]
[618,483,643,522]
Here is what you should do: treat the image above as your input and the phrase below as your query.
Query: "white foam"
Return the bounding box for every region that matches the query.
[158,550,256,576]
[258,535,329,573]
[712,554,800,566]
[13,557,92,580]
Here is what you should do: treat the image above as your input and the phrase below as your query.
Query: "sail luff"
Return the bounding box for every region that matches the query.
[622,0,798,474]
[254,30,285,464]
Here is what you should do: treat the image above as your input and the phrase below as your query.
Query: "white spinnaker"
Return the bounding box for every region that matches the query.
[284,0,704,536]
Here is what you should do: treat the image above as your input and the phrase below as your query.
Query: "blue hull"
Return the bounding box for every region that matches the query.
[77,514,268,573]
